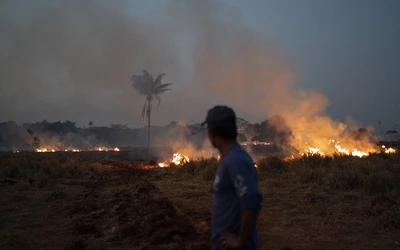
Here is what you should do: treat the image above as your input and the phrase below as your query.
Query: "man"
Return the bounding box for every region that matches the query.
[201,105,262,249]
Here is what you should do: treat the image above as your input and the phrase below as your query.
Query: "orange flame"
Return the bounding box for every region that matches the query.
[36,148,56,153]
[301,140,396,158]
[382,145,396,154]
[157,153,190,168]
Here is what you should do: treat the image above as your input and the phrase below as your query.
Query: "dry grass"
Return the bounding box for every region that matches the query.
[0,152,209,250]
[1,151,400,249]
[154,153,400,249]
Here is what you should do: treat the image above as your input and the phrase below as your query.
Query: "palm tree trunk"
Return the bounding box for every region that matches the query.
[147,114,150,149]
[147,101,151,150]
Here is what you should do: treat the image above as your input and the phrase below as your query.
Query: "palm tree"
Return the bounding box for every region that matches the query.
[131,70,173,149]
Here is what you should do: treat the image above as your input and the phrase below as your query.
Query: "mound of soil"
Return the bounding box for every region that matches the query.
[66,167,209,249]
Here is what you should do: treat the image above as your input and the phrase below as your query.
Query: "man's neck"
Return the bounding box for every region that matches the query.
[218,141,238,158]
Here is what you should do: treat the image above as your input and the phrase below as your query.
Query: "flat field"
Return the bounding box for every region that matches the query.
[0,151,399,249]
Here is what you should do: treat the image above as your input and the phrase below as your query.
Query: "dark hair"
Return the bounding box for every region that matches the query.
[209,116,237,139]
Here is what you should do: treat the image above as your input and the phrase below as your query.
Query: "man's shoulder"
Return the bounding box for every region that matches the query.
[231,145,253,160]
[223,145,254,166]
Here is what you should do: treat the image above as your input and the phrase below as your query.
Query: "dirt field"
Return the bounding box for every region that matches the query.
[0,151,399,249]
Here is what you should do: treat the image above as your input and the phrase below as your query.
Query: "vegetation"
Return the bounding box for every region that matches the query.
[157,153,400,249]
[131,70,173,149]
[0,152,207,249]
[0,151,399,249]
[0,120,193,151]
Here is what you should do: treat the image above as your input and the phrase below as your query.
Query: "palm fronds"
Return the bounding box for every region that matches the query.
[131,70,173,147]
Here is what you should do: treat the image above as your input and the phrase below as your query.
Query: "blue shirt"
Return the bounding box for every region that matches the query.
[212,144,262,250]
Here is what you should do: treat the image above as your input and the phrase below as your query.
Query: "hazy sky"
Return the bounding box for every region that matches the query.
[1,0,399,131]
[231,0,400,130]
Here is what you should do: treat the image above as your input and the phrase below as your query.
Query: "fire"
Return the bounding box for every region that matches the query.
[157,162,167,168]
[156,153,190,168]
[335,145,349,155]
[172,153,189,165]
[36,148,56,153]
[382,145,396,154]
[351,149,368,158]
[306,147,324,156]
[63,149,81,152]
[302,140,396,158]
[304,143,371,158]
[34,147,119,153]
[98,147,120,152]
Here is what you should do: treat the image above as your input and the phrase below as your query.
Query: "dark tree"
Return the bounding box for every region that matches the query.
[131,70,173,149]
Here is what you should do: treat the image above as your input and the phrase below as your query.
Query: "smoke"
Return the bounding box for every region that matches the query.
[0,0,275,127]
[0,0,380,156]
[196,29,379,155]
[0,0,184,126]
[190,2,379,156]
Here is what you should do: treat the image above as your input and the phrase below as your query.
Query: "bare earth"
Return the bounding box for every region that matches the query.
[0,152,399,249]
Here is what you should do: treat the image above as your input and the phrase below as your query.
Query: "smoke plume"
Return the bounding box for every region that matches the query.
[0,0,379,156]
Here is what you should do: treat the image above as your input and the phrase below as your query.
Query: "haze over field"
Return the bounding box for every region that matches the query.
[1,0,399,131]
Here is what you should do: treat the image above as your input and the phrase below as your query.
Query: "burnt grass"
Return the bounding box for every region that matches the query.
[0,151,400,249]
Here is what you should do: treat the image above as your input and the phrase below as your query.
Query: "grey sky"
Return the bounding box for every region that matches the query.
[230,0,400,129]
[1,0,399,132]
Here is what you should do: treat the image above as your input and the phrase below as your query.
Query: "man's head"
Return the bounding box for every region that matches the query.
[201,105,238,149]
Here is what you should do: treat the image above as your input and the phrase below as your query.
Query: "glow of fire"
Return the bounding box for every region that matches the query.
[156,153,190,168]
[157,162,168,168]
[172,153,190,165]
[30,142,396,159]
[306,147,324,156]
[351,149,369,157]
[303,141,396,158]
[36,148,56,153]
[98,147,120,152]
[35,147,119,153]
[382,145,396,154]
[335,145,349,155]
